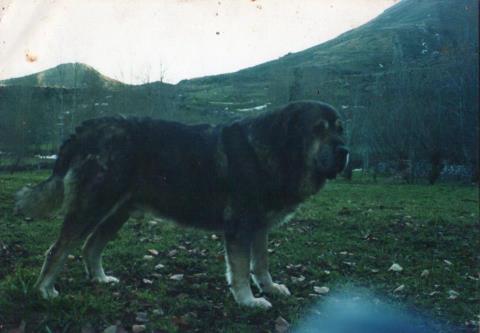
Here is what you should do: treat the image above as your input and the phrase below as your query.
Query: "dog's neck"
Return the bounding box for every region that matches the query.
[242,119,324,208]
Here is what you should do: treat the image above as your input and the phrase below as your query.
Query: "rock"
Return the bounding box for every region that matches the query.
[313,286,330,294]
[147,249,159,256]
[143,255,154,261]
[102,325,117,333]
[388,263,403,272]
[154,263,165,270]
[132,325,146,333]
[153,308,164,316]
[448,290,459,299]
[135,312,149,323]
[274,316,290,333]
[421,269,429,277]
[170,274,184,281]
[291,275,305,283]
[103,325,127,333]
[393,284,405,293]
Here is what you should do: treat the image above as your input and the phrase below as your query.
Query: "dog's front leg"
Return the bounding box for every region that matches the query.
[251,228,291,297]
[224,232,272,309]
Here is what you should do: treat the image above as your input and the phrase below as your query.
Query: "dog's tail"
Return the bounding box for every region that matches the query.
[14,134,78,218]
[14,176,64,218]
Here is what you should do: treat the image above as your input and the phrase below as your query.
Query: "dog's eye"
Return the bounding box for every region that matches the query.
[313,121,328,135]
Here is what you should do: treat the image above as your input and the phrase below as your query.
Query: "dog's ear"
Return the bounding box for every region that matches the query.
[280,104,302,136]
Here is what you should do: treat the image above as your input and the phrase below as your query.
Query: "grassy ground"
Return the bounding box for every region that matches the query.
[0,171,478,332]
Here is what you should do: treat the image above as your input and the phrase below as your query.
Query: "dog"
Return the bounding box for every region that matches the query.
[15,100,348,308]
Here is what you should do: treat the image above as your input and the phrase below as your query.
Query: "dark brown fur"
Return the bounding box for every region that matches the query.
[15,100,348,307]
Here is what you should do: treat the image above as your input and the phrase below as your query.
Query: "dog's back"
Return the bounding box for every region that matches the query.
[15,117,231,230]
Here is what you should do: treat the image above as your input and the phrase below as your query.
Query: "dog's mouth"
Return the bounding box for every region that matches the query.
[315,157,337,180]
[315,146,349,180]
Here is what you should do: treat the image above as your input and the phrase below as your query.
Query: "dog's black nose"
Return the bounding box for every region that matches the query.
[335,146,349,172]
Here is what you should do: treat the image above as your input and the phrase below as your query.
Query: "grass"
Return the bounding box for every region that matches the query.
[0,171,478,332]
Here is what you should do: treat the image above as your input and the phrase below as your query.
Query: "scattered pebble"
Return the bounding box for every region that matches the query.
[170,274,184,281]
[389,263,403,272]
[102,325,117,333]
[67,255,75,260]
[393,284,405,293]
[142,278,153,284]
[291,275,305,283]
[448,290,459,299]
[135,312,149,323]
[143,255,154,261]
[153,308,164,316]
[155,263,165,270]
[132,324,146,333]
[274,316,290,333]
[443,259,453,266]
[421,269,429,277]
[147,249,159,256]
[211,234,218,240]
[313,286,330,294]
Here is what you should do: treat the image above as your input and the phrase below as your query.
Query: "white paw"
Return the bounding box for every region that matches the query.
[92,275,119,284]
[39,286,59,299]
[240,297,272,309]
[265,283,291,296]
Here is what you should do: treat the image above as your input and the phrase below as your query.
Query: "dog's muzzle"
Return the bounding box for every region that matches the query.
[335,146,349,173]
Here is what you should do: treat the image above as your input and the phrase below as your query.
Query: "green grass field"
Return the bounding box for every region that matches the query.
[0,171,478,332]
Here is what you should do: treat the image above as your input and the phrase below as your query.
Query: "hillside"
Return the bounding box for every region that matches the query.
[0,63,125,90]
[174,0,478,115]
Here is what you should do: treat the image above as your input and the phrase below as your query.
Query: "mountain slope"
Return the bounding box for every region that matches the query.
[174,0,478,114]
[0,63,125,90]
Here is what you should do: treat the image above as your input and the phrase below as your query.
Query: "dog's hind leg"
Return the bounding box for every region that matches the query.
[250,228,290,297]
[35,159,133,298]
[82,195,131,283]
[224,232,272,309]
[35,211,98,298]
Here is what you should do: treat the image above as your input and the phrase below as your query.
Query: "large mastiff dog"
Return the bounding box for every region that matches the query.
[16,101,348,308]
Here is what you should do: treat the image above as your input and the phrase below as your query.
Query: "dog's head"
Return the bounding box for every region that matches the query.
[306,104,349,180]
[280,101,349,181]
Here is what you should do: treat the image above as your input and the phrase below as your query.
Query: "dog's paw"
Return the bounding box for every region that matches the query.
[240,297,272,309]
[39,286,59,299]
[92,275,119,284]
[265,283,291,296]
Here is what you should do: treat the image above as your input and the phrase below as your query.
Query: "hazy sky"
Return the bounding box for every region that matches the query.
[0,0,398,84]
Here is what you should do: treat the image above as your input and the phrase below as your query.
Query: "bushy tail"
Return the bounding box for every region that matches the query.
[15,176,64,218]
